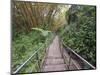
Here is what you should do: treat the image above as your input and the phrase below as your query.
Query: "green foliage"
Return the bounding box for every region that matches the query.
[59,5,96,66]
[32,28,51,37]
[12,30,54,72]
[12,1,96,73]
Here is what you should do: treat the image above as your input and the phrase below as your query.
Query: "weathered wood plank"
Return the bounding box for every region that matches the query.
[41,36,67,72]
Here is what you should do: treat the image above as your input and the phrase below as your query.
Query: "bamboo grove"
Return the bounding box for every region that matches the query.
[12,1,68,34]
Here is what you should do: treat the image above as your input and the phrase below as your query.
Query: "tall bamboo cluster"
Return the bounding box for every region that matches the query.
[12,1,69,33]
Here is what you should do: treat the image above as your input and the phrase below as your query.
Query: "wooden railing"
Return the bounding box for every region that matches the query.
[12,45,44,74]
[61,40,96,70]
[12,33,55,74]
[12,34,95,74]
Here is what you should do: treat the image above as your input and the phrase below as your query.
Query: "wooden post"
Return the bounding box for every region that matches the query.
[36,52,40,71]
[68,52,71,70]
[45,39,47,53]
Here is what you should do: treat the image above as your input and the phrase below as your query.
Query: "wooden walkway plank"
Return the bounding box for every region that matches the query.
[41,35,84,72]
[41,36,67,72]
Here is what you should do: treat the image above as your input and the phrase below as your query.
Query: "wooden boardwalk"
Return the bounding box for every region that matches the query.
[13,35,95,74]
[41,36,67,72]
[40,35,95,72]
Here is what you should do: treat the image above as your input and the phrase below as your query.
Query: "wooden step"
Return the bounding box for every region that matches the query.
[69,64,78,70]
[45,58,64,65]
[42,64,67,72]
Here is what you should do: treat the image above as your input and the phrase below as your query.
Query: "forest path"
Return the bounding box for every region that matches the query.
[41,35,67,72]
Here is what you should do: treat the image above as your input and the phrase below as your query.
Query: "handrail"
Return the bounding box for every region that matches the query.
[13,34,55,74]
[62,40,95,69]
[13,45,44,74]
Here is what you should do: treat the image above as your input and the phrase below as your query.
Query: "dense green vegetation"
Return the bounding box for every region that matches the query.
[12,30,54,72]
[12,1,96,73]
[12,1,65,73]
[59,5,96,66]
